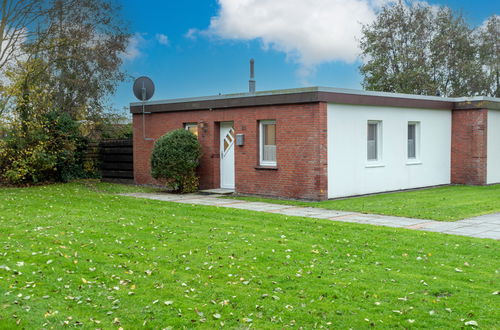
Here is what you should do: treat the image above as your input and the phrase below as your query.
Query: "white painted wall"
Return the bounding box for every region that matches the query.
[327,104,451,198]
[487,110,500,184]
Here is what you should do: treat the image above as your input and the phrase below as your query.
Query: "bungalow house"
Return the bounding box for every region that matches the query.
[130,87,500,200]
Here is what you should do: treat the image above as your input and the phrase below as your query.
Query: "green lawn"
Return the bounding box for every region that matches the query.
[0,181,499,328]
[225,184,500,221]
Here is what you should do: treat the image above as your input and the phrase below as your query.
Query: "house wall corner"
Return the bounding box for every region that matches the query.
[451,109,488,185]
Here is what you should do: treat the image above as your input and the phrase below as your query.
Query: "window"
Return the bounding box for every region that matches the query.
[367,121,382,162]
[184,123,198,136]
[260,120,276,166]
[407,122,420,161]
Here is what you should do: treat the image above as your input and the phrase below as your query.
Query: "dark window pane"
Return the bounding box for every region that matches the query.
[367,123,378,160]
[408,124,416,158]
[368,123,377,141]
[408,124,415,140]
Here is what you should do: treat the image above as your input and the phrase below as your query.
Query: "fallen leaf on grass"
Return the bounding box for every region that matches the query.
[464,320,478,327]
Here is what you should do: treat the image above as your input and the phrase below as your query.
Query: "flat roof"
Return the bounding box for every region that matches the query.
[130,86,500,114]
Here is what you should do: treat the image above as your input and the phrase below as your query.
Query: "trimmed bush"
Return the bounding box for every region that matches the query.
[151,129,201,193]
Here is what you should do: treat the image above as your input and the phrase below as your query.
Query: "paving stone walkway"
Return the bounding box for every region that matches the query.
[122,192,500,240]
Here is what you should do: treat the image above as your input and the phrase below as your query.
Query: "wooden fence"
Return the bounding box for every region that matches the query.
[99,139,133,181]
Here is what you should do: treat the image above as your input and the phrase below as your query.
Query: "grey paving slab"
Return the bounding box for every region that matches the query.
[173,198,240,206]
[366,216,430,226]
[324,216,363,223]
[466,224,500,231]
[222,202,296,212]
[120,192,500,240]
[444,227,495,235]
[269,207,354,219]
[468,231,500,239]
[420,223,469,231]
[453,220,492,225]
[121,192,188,201]
[337,214,424,226]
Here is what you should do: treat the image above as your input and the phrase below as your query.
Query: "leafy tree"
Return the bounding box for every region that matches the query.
[89,108,133,140]
[429,7,486,97]
[360,1,435,95]
[22,0,129,119]
[0,0,129,184]
[0,58,89,184]
[0,0,46,116]
[1,0,129,119]
[151,129,202,193]
[478,16,500,97]
[359,1,494,97]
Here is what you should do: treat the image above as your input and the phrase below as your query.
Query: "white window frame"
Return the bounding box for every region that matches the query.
[184,122,198,136]
[259,120,277,166]
[367,120,383,165]
[407,121,421,164]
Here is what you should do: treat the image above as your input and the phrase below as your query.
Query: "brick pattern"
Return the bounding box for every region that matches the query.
[133,102,329,200]
[451,109,488,185]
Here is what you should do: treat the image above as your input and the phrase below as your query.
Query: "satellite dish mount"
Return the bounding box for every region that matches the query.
[133,76,155,141]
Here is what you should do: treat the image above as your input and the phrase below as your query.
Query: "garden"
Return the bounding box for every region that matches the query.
[0,181,499,328]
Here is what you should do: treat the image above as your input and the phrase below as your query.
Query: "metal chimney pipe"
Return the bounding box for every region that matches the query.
[249,58,256,94]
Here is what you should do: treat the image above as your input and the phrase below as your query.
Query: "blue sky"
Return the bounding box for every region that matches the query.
[111,0,499,111]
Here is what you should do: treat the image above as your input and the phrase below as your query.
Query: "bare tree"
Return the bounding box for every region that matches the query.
[0,0,44,70]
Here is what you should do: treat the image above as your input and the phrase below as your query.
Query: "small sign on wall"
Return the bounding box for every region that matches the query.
[236,134,245,146]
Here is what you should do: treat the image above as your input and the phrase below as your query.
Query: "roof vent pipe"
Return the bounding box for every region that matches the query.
[249,58,256,94]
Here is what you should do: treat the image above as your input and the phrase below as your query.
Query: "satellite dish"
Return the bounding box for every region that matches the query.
[133,76,155,101]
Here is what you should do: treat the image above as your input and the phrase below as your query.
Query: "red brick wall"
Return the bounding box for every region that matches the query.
[132,102,328,200]
[451,109,488,185]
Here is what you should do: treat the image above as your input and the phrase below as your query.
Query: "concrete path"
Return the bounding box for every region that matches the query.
[121,192,500,240]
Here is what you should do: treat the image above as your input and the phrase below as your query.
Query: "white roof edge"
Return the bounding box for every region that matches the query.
[130,86,500,107]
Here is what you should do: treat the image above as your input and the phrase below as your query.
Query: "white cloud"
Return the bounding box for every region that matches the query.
[121,33,146,61]
[184,28,199,40]
[155,33,169,46]
[205,0,394,68]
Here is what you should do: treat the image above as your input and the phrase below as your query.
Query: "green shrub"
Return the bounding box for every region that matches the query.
[151,129,201,193]
[0,111,91,184]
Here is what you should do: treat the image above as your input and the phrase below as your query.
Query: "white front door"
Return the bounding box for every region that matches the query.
[220,122,235,189]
